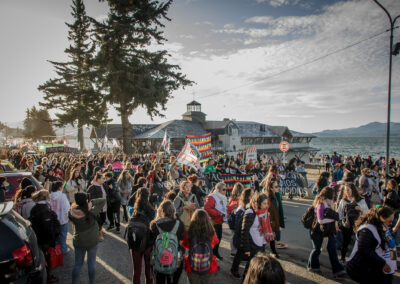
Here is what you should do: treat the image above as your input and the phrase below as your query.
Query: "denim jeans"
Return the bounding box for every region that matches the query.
[57,223,69,253]
[72,246,98,284]
[308,232,343,274]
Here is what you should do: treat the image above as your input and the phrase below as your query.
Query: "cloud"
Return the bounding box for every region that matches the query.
[255,0,299,7]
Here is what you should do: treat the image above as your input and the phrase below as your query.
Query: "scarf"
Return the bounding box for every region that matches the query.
[254,207,269,234]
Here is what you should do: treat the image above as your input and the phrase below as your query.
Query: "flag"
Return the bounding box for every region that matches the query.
[162,131,170,154]
[185,133,212,164]
[112,139,120,148]
[177,142,201,169]
[221,174,252,193]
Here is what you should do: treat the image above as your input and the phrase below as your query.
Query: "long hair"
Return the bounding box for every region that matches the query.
[239,188,253,207]
[264,178,277,199]
[316,172,330,192]
[231,183,244,199]
[117,170,133,186]
[342,183,362,202]
[188,209,215,243]
[354,207,394,249]
[313,186,334,207]
[32,189,50,203]
[243,252,286,284]
[133,187,154,216]
[155,200,176,221]
[251,192,268,210]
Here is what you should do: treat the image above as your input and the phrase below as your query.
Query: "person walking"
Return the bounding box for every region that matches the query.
[69,192,106,284]
[173,181,200,233]
[149,200,185,284]
[127,187,155,284]
[227,183,244,256]
[182,209,219,284]
[87,173,107,241]
[346,207,395,283]
[104,172,122,232]
[204,182,228,260]
[50,181,71,254]
[117,170,134,222]
[308,186,346,278]
[29,190,61,283]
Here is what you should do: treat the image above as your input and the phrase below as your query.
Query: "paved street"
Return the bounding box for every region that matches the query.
[52,198,400,284]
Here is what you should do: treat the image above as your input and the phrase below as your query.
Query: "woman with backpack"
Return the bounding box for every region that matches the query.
[204,182,228,260]
[127,187,155,284]
[29,189,61,283]
[308,186,346,278]
[346,207,395,283]
[240,192,274,280]
[264,178,285,257]
[173,181,200,233]
[182,209,219,284]
[69,192,106,284]
[230,188,254,279]
[150,200,185,284]
[227,183,244,256]
[337,183,368,263]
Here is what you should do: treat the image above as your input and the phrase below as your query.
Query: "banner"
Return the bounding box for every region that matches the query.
[45,146,79,154]
[177,142,201,169]
[185,133,212,164]
[162,131,171,154]
[246,147,257,163]
[221,174,252,192]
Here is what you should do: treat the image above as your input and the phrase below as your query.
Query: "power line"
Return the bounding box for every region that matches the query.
[200,27,398,99]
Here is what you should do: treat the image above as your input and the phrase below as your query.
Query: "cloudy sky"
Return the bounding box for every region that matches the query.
[1,0,399,133]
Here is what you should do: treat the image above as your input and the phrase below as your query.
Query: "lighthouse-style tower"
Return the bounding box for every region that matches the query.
[182,100,206,124]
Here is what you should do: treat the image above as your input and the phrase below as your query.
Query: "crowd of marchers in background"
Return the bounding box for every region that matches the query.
[0,149,400,284]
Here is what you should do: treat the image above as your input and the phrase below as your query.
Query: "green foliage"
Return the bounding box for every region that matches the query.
[23,106,55,140]
[38,0,108,149]
[93,0,193,153]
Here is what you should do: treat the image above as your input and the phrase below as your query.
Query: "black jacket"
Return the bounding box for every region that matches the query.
[29,203,60,249]
[383,190,400,213]
[87,184,103,200]
[0,185,5,202]
[346,228,387,283]
[104,178,121,207]
[191,185,206,207]
[149,217,185,247]
[240,208,256,252]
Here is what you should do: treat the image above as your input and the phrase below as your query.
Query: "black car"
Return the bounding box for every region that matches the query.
[0,201,46,283]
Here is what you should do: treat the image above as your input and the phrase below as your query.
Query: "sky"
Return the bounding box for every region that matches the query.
[0,0,400,133]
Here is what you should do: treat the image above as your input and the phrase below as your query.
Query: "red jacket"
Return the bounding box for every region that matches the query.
[227,198,239,217]
[182,233,219,274]
[204,195,224,224]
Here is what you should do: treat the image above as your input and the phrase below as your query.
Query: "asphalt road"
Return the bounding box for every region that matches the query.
[52,198,400,284]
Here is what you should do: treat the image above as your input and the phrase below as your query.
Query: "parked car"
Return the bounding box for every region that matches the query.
[0,160,17,172]
[0,172,42,201]
[0,201,46,283]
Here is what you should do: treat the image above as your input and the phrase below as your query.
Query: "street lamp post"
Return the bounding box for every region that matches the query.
[373,0,400,187]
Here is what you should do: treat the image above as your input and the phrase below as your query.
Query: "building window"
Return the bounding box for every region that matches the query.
[260,125,265,132]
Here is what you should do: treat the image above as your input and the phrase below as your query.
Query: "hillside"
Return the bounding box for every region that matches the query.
[313,122,400,137]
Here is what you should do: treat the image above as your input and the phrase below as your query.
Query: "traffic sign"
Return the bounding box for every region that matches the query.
[280,141,290,152]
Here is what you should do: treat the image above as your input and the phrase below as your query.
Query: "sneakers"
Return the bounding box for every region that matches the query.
[333,270,347,279]
[116,227,120,233]
[230,269,241,279]
[276,242,287,249]
[107,225,115,231]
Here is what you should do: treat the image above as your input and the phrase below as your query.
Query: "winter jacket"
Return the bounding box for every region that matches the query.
[104,178,121,211]
[29,202,60,249]
[191,185,206,208]
[267,192,285,231]
[227,198,239,218]
[240,208,270,252]
[17,198,36,219]
[50,191,70,225]
[68,198,106,249]
[204,194,226,225]
[117,179,133,206]
[383,190,400,214]
[149,217,185,247]
[182,233,219,274]
[66,179,86,203]
[346,228,387,282]
[87,182,107,212]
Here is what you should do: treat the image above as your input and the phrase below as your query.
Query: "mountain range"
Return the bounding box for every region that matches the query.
[312,122,400,137]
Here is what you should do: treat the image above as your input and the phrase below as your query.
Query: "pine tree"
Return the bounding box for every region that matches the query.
[23,107,55,140]
[93,0,193,154]
[38,0,108,150]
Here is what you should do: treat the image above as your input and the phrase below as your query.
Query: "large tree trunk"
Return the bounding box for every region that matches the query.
[121,109,132,155]
[77,121,85,151]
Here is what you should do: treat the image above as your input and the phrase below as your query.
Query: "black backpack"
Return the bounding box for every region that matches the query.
[125,213,150,251]
[301,206,315,229]
[342,202,360,229]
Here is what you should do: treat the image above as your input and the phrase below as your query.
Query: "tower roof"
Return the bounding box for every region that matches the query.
[187,100,201,106]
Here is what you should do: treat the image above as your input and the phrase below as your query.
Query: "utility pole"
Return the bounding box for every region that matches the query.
[373,0,400,188]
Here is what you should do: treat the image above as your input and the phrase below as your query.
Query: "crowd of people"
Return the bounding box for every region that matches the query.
[1,149,400,284]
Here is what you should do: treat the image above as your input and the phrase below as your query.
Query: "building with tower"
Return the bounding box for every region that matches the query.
[91,101,318,162]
